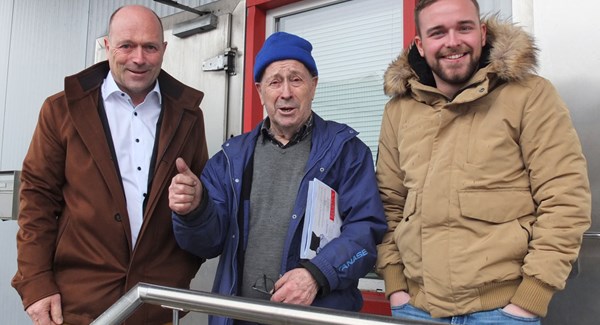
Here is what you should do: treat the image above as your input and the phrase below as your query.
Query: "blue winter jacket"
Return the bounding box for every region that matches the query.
[173,113,386,325]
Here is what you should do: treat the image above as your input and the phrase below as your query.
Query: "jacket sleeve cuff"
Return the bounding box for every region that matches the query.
[12,271,60,310]
[299,260,330,296]
[510,275,556,317]
[379,264,408,299]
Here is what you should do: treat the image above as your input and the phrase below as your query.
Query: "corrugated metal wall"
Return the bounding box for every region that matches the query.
[1,0,89,170]
[0,0,14,171]
[0,0,214,171]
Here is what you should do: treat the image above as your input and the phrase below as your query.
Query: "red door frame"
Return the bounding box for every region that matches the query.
[243,0,418,132]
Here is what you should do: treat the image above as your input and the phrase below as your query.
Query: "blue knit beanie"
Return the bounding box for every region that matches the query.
[253,32,318,82]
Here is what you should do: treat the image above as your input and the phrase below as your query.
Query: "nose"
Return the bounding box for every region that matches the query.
[280,80,293,99]
[131,46,145,64]
[446,30,459,47]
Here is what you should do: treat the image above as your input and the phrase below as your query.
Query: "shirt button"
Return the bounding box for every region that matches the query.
[319,167,325,172]
[114,214,122,222]
[292,214,297,219]
[134,112,138,116]
[135,138,140,143]
[235,178,239,183]
[137,166,142,171]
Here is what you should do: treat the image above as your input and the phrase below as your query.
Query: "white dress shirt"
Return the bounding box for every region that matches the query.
[101,72,162,248]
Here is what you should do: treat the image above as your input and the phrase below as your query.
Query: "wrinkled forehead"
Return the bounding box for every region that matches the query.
[262,60,312,79]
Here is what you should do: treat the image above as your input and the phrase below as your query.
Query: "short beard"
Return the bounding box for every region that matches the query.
[429,53,480,87]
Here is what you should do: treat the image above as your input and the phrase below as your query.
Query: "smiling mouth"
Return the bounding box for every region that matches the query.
[445,53,466,60]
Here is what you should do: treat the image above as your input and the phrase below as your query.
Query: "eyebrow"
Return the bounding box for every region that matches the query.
[265,69,308,80]
[425,19,478,35]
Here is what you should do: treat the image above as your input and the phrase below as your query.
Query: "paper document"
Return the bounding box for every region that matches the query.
[300,178,342,259]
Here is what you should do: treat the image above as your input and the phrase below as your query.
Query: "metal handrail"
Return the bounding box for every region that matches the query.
[91,283,440,325]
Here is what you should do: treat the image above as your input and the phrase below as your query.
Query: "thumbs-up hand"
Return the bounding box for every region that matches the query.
[169,157,203,215]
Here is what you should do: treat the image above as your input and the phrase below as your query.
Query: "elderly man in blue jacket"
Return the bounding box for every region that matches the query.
[169,32,387,325]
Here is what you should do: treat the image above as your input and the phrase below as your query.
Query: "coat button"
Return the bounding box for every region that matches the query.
[114,214,122,222]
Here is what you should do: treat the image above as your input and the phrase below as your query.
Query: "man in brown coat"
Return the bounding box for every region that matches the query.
[12,5,208,325]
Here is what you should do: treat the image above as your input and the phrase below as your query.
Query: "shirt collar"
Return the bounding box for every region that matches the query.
[260,113,313,149]
[101,71,162,105]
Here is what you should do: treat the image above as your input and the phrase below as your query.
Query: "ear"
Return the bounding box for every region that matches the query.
[480,22,487,46]
[104,37,110,52]
[310,76,319,99]
[415,35,425,57]
[254,82,265,105]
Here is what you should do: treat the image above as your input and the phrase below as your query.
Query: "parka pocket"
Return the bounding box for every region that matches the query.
[458,189,535,264]
[394,190,421,267]
[403,190,417,220]
[458,189,535,223]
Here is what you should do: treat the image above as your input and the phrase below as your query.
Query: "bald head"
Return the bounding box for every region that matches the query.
[108,5,164,43]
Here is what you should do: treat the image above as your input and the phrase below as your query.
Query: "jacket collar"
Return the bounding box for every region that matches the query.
[64,61,200,109]
[384,17,539,97]
[222,113,357,163]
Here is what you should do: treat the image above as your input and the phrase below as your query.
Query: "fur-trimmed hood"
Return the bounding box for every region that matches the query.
[383,18,538,97]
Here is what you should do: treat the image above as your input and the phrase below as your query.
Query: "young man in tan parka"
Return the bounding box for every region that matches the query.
[375,0,591,324]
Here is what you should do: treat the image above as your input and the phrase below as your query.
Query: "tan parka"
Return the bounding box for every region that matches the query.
[375,18,591,318]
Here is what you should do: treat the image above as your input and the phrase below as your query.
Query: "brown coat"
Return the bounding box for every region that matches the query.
[12,61,208,324]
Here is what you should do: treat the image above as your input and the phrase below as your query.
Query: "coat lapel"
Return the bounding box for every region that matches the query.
[67,91,132,247]
[140,95,197,233]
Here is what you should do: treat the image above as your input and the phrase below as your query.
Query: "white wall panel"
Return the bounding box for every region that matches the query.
[533,0,600,233]
[1,0,90,170]
[0,0,15,169]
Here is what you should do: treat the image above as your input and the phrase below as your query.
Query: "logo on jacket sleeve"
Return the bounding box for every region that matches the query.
[338,249,368,271]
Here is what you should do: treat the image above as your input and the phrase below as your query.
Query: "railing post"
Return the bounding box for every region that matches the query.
[172,309,179,325]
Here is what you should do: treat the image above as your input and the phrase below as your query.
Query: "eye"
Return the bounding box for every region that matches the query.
[268,80,281,88]
[290,76,303,87]
[459,25,474,33]
[116,43,134,53]
[144,45,159,53]
[428,30,444,38]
